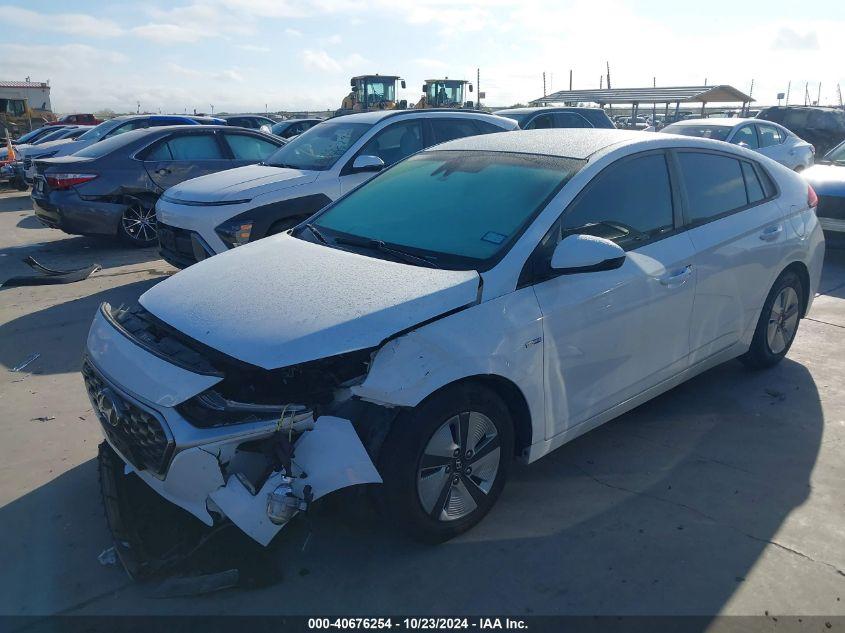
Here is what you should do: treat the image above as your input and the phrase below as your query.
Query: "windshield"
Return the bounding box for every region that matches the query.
[354,79,396,108]
[264,121,370,171]
[309,150,584,270]
[425,82,465,107]
[662,124,732,141]
[78,119,124,142]
[823,142,845,164]
[17,128,51,143]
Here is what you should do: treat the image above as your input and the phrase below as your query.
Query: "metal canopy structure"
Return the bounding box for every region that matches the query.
[531,85,753,106]
[530,85,755,127]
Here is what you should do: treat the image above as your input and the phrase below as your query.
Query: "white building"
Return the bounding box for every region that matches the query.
[0,80,52,112]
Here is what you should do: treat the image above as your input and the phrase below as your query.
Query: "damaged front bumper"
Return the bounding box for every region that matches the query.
[84,306,382,556]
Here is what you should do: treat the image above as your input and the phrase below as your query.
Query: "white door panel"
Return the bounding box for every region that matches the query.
[535,232,696,437]
[687,200,786,362]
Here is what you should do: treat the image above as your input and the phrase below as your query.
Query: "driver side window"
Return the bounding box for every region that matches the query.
[562,153,675,250]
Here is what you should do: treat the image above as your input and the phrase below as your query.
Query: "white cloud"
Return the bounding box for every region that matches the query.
[2,6,124,38]
[0,43,126,74]
[166,63,245,82]
[132,23,207,43]
[238,44,272,52]
[772,28,820,51]
[285,28,303,37]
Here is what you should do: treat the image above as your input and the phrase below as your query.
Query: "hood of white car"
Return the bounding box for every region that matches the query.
[163,164,320,204]
[139,233,480,369]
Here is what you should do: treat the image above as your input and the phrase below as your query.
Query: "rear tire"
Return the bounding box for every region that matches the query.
[740,270,803,369]
[376,382,513,543]
[118,199,157,247]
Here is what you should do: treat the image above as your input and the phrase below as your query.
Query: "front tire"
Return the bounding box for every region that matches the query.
[377,383,513,543]
[118,199,157,247]
[740,270,803,369]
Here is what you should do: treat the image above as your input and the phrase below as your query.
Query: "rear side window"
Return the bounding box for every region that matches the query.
[562,153,675,250]
[224,134,279,160]
[146,134,223,161]
[358,120,423,167]
[678,152,748,224]
[732,125,758,148]
[430,118,481,144]
[554,112,592,128]
[474,120,506,134]
[526,113,554,129]
[757,124,783,147]
[107,119,148,137]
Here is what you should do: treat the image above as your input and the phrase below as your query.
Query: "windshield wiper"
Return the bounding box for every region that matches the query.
[303,223,328,244]
[334,236,440,269]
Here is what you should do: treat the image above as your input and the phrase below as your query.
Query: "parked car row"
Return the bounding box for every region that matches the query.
[84,127,825,558]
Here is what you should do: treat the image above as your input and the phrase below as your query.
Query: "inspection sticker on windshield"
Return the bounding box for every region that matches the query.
[481,231,507,245]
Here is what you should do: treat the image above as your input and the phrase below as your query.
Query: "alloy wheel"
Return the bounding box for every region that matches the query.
[767,286,800,354]
[122,203,157,244]
[417,411,501,522]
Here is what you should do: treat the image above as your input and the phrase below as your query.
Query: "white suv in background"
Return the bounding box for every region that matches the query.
[155,109,518,267]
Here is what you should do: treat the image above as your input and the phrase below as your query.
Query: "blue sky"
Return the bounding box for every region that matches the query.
[1,0,843,114]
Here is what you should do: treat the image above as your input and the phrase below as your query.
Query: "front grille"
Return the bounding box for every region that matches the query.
[157,223,199,265]
[82,360,173,476]
[817,195,845,221]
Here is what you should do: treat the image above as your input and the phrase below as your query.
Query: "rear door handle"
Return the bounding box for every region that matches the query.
[759,225,783,241]
[659,264,693,287]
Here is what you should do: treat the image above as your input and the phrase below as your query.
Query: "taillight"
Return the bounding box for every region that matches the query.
[807,185,818,209]
[45,173,98,190]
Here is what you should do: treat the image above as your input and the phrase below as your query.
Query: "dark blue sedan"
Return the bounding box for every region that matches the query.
[804,140,845,236]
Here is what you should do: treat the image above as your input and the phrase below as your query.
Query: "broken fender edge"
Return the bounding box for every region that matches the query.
[119,416,381,547]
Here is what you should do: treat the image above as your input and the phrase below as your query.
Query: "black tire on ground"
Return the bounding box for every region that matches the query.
[267,216,305,237]
[376,382,514,543]
[740,269,804,369]
[117,198,158,247]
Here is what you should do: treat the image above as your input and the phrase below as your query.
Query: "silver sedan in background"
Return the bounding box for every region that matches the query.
[662,118,814,172]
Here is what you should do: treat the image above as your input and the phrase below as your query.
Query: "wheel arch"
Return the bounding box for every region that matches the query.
[414,374,534,460]
[781,260,811,317]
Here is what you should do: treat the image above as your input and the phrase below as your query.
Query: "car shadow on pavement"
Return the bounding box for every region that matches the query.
[0,279,161,374]
[0,192,32,213]
[0,356,826,616]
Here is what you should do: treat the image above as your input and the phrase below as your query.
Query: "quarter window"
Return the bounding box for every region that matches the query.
[678,152,748,223]
[526,114,554,129]
[741,162,765,204]
[562,153,675,249]
[358,120,423,166]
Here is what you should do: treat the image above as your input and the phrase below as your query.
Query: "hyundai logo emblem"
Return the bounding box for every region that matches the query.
[95,388,124,428]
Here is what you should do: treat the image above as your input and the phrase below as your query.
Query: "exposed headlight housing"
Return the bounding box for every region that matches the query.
[215,218,254,248]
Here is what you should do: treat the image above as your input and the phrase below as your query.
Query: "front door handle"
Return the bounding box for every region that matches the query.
[659,264,693,287]
[156,168,171,176]
[759,225,783,241]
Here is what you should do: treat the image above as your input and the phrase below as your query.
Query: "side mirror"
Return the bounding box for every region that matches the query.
[350,79,356,88]
[422,84,426,93]
[351,154,385,173]
[550,234,626,274]
[469,84,474,93]
[259,124,271,134]
[736,140,749,148]
[401,79,406,89]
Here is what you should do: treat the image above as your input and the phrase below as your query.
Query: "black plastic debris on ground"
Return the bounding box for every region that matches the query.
[1,255,101,288]
[98,442,285,595]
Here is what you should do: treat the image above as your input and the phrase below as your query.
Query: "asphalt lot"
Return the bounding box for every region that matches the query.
[0,187,844,617]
